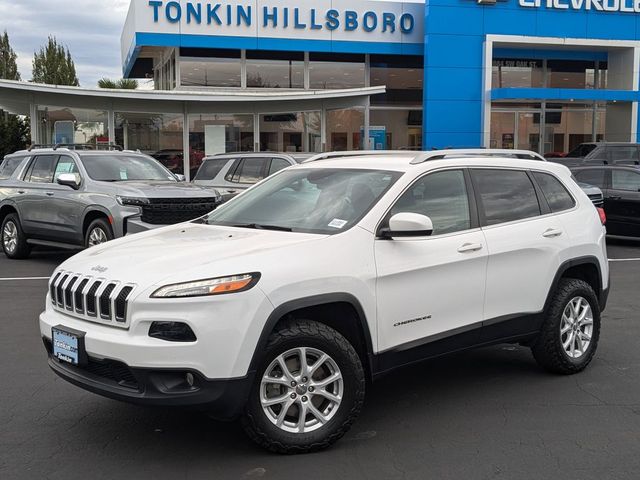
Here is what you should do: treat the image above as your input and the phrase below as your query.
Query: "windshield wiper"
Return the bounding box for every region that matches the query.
[231,223,293,232]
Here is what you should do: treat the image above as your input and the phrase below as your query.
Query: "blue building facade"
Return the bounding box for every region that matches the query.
[424,0,640,151]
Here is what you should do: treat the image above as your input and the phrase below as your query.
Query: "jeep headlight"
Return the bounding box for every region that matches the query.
[151,273,260,298]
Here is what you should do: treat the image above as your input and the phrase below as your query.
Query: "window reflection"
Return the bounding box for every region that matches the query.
[309,53,365,89]
[246,51,304,89]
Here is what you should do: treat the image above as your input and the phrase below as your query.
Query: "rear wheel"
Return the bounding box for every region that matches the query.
[531,278,600,374]
[1,213,30,259]
[242,320,365,454]
[84,218,113,248]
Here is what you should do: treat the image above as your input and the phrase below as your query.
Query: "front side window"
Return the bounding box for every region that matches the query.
[389,170,471,235]
[268,158,291,176]
[194,158,230,181]
[532,172,575,213]
[611,169,640,191]
[473,169,541,226]
[80,154,176,182]
[54,156,80,181]
[608,146,639,164]
[26,155,57,183]
[226,157,270,184]
[573,169,606,188]
[204,168,401,234]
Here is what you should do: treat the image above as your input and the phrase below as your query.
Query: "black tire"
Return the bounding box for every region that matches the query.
[531,278,601,374]
[241,319,365,454]
[1,213,30,259]
[84,218,114,248]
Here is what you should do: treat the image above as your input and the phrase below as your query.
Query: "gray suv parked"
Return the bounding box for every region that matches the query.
[0,145,222,259]
[192,152,312,201]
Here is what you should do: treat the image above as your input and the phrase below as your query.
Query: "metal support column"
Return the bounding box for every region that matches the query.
[183,103,190,181]
[363,97,370,150]
[29,101,38,144]
[107,108,115,145]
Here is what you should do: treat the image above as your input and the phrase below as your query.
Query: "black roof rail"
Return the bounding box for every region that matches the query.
[26,143,123,152]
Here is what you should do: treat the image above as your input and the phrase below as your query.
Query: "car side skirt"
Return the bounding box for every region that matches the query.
[371,312,543,378]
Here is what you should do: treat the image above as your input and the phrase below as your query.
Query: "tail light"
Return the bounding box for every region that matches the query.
[597,207,606,225]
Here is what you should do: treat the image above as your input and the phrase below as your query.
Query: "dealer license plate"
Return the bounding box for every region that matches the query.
[52,326,85,365]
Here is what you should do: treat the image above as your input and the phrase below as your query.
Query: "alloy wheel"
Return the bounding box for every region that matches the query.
[561,296,594,359]
[260,347,344,434]
[2,220,18,254]
[88,227,108,246]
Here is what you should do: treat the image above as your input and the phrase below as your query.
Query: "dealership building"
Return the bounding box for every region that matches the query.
[1,0,640,178]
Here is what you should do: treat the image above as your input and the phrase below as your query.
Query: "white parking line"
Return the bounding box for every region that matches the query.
[0,276,49,281]
[609,258,640,262]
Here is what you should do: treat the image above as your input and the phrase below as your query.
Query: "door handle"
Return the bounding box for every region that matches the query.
[542,228,563,238]
[607,196,622,200]
[17,190,26,194]
[457,243,483,253]
[45,192,54,196]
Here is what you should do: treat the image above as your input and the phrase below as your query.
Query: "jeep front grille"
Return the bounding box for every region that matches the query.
[49,271,136,328]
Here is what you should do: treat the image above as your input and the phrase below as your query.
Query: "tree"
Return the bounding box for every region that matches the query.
[98,77,138,89]
[0,114,29,156]
[0,30,29,156]
[32,36,79,86]
[0,30,20,81]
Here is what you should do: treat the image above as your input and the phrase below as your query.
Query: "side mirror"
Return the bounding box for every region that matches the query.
[380,212,433,238]
[56,173,81,190]
[174,174,186,182]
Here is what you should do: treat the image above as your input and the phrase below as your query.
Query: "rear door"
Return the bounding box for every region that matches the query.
[471,168,573,337]
[605,168,640,236]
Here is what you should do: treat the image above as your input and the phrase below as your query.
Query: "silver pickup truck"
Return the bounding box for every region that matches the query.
[0,145,221,259]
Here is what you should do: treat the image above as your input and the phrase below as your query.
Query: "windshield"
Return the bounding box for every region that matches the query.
[80,154,177,182]
[203,168,402,234]
[565,144,596,158]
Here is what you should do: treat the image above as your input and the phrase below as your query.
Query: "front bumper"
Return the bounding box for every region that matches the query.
[44,338,253,418]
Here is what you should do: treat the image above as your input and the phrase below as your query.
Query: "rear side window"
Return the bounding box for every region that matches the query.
[532,172,575,212]
[611,169,640,191]
[472,169,541,226]
[573,169,606,188]
[0,156,25,179]
[194,158,230,181]
[26,155,57,183]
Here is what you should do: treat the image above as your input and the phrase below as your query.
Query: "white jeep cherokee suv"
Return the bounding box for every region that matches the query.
[41,152,609,453]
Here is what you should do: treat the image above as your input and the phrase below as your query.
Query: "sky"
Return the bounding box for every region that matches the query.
[0,0,150,88]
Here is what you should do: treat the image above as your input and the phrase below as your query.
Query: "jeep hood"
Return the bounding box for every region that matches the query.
[57,223,326,286]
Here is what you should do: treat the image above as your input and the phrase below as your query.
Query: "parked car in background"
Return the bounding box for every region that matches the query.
[0,145,222,259]
[551,142,640,167]
[192,152,313,201]
[572,165,640,237]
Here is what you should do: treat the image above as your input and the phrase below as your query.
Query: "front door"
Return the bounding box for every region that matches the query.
[606,168,640,237]
[375,169,487,353]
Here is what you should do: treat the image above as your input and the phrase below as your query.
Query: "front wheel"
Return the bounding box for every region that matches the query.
[531,278,601,374]
[84,218,114,248]
[242,320,365,454]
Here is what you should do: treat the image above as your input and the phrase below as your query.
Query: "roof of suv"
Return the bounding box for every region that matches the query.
[205,152,314,163]
[296,150,570,175]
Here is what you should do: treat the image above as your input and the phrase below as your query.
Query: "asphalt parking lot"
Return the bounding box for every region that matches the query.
[1,242,640,479]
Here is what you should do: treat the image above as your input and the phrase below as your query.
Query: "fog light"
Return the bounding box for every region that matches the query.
[149,321,197,342]
[186,372,195,387]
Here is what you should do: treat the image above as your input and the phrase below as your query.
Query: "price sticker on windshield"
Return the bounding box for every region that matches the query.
[328,219,348,229]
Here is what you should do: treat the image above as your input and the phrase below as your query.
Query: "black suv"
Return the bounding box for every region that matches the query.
[572,165,640,237]
[553,142,640,167]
